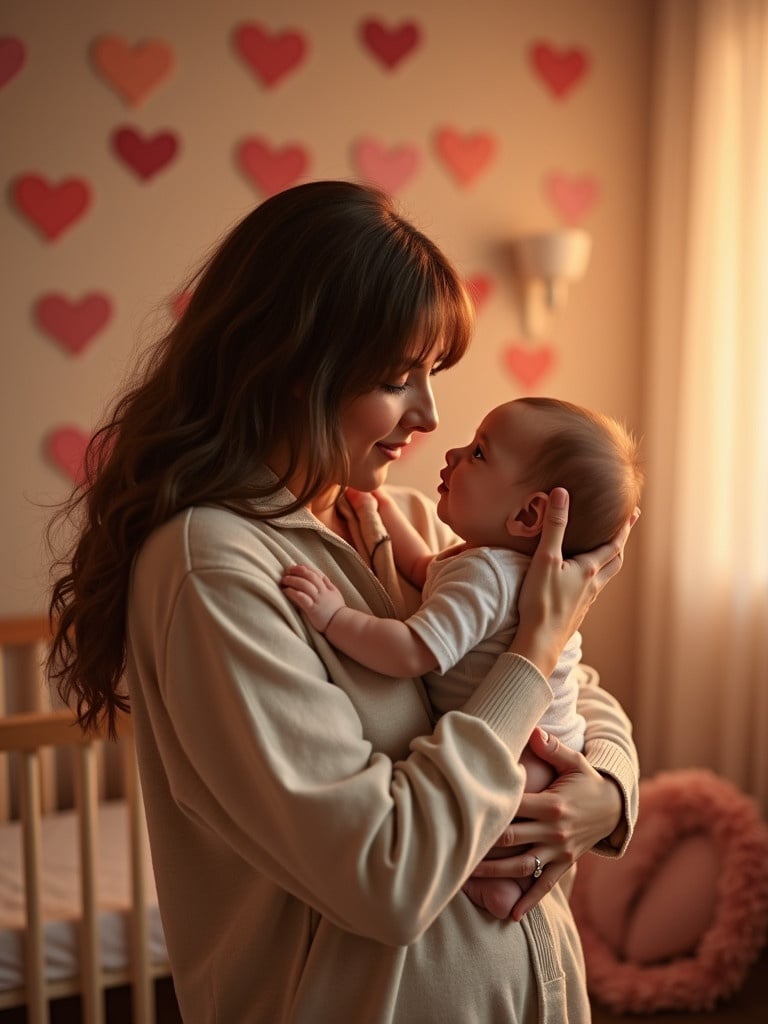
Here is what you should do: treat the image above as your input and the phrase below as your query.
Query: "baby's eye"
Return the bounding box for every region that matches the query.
[472,445,484,460]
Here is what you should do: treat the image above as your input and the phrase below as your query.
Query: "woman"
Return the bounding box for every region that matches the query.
[48,180,638,1023]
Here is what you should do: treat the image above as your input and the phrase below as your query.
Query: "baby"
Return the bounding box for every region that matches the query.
[282,396,644,917]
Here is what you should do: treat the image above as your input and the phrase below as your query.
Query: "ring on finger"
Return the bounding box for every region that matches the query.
[532,856,543,879]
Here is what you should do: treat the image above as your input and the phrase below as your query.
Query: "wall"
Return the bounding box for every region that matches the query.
[1,0,653,714]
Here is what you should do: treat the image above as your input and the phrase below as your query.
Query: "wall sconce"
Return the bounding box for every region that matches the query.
[513,229,592,337]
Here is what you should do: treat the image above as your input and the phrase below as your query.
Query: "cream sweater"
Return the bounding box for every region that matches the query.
[127,484,638,1023]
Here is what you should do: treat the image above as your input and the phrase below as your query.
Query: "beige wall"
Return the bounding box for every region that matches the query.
[1,0,653,714]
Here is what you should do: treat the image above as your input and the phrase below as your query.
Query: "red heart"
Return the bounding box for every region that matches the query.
[466,275,493,310]
[360,19,421,70]
[352,138,421,194]
[233,23,307,87]
[90,35,174,106]
[170,289,192,320]
[112,126,179,180]
[435,128,496,186]
[45,426,91,484]
[13,174,92,241]
[237,138,309,198]
[35,292,113,355]
[502,344,556,389]
[545,173,599,225]
[530,42,589,99]
[0,36,26,89]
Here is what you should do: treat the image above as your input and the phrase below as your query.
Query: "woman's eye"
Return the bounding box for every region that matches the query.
[382,382,408,395]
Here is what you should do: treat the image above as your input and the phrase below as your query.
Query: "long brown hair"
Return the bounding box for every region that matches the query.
[47,180,474,735]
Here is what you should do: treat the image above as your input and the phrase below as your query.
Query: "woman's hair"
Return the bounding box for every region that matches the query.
[47,180,474,735]
[517,397,644,557]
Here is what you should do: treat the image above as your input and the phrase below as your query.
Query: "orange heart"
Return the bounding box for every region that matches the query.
[91,35,174,107]
[237,138,309,198]
[466,275,493,310]
[35,292,112,355]
[435,128,496,187]
[502,344,556,389]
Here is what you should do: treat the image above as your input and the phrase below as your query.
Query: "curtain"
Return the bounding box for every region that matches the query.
[637,0,768,813]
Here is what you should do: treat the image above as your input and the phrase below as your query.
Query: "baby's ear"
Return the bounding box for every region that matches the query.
[506,492,549,538]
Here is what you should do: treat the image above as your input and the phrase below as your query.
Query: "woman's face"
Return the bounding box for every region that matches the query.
[338,347,441,491]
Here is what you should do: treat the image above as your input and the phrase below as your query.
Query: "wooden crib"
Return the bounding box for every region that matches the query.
[0,617,171,1024]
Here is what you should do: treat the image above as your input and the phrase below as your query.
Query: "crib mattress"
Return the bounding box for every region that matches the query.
[0,800,168,991]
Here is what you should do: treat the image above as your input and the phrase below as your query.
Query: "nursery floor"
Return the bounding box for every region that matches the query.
[590,942,768,1023]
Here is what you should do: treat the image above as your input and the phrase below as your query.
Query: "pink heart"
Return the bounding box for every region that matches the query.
[90,35,174,106]
[13,174,92,241]
[233,23,307,87]
[112,126,179,180]
[466,275,493,310]
[45,426,90,484]
[435,128,496,187]
[352,139,421,194]
[360,19,421,70]
[545,173,599,225]
[237,138,309,198]
[502,344,556,389]
[35,292,113,355]
[0,36,26,89]
[529,41,589,99]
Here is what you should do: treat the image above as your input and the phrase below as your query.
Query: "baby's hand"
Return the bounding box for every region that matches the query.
[281,564,345,633]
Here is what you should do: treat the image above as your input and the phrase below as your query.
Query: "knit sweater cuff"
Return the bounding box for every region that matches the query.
[585,737,639,857]
[460,653,552,748]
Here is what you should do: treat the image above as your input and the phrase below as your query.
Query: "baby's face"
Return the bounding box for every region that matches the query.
[436,401,544,548]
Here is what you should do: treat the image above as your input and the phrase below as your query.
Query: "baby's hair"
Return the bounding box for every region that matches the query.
[517,397,644,556]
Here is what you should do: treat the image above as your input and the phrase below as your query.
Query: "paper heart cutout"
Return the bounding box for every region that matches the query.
[0,36,26,89]
[360,18,421,69]
[466,275,493,309]
[237,138,309,198]
[91,35,174,106]
[352,138,420,194]
[545,173,599,225]
[12,174,92,241]
[45,426,91,484]
[435,128,496,187]
[35,292,112,355]
[502,343,556,389]
[112,126,179,180]
[530,41,589,99]
[233,23,307,87]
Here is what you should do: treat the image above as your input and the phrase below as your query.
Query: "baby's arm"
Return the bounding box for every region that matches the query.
[281,564,439,677]
[348,489,434,589]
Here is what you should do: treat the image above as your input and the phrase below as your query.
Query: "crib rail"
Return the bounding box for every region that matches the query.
[0,616,160,1024]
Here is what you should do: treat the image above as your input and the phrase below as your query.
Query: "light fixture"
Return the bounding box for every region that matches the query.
[513,229,592,337]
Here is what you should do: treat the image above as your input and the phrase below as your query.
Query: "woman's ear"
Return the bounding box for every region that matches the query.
[506,492,549,538]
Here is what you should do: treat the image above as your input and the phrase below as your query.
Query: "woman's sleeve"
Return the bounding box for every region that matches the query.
[576,664,640,857]
[155,560,553,947]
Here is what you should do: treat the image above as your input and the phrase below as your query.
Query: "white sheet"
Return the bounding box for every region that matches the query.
[0,800,168,990]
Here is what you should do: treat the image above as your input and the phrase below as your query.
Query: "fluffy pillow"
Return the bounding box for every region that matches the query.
[571,769,768,1013]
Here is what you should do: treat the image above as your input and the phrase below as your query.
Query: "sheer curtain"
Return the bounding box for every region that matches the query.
[637,0,768,813]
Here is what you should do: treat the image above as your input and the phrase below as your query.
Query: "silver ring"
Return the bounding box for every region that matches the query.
[532,856,543,879]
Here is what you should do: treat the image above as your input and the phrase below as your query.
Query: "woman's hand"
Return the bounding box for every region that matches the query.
[468,727,625,921]
[512,488,639,678]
